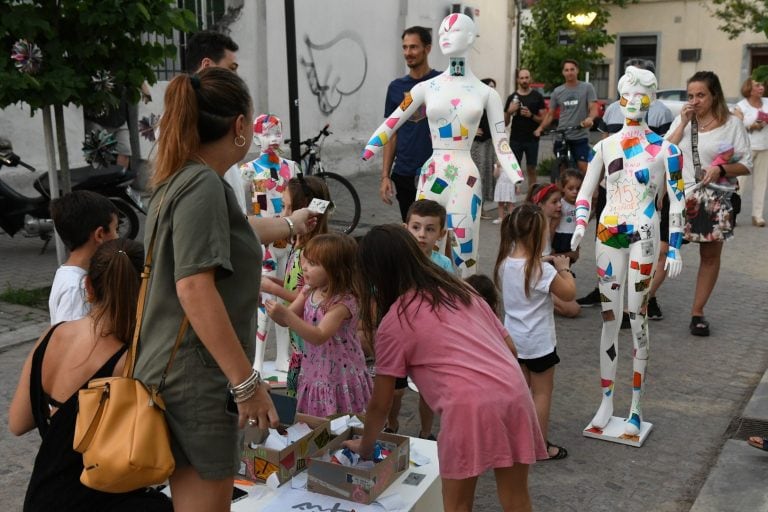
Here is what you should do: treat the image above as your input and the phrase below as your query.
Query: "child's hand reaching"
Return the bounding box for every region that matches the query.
[264,299,288,326]
[550,254,571,271]
[341,438,373,459]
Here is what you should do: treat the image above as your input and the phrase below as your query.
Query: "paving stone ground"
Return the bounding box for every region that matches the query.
[1,141,767,511]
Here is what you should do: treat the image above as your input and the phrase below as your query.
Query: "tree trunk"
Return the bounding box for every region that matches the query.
[53,104,71,194]
[42,106,67,265]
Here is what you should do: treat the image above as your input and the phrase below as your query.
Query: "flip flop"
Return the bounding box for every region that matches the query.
[690,316,710,336]
[544,440,568,460]
[747,436,768,451]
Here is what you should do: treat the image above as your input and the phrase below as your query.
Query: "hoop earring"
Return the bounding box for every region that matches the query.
[234,135,246,147]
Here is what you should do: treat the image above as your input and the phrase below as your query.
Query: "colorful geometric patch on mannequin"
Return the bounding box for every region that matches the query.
[444,164,459,181]
[597,220,635,248]
[667,150,682,174]
[471,194,482,220]
[607,157,623,175]
[629,260,653,276]
[399,93,413,111]
[588,147,596,163]
[430,177,449,194]
[668,177,685,201]
[643,201,656,219]
[668,231,683,249]
[621,136,643,159]
[601,309,616,322]
[625,119,641,126]
[438,116,469,140]
[385,117,398,129]
[601,379,614,396]
[627,413,642,431]
[446,12,459,29]
[644,137,663,158]
[271,197,284,214]
[634,167,650,184]
[367,132,389,147]
[634,277,651,292]
[597,260,613,279]
[497,138,512,154]
[466,175,477,188]
[606,343,617,361]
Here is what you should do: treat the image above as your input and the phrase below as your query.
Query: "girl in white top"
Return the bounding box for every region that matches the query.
[733,78,768,226]
[494,203,576,460]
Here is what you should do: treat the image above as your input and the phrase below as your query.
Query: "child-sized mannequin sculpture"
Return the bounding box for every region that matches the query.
[362,13,524,276]
[240,114,298,373]
[571,67,685,440]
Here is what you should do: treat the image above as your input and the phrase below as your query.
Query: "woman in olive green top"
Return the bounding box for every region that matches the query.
[134,67,316,512]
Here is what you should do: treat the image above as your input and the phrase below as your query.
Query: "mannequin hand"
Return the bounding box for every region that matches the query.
[571,225,585,251]
[664,253,683,279]
[379,177,395,205]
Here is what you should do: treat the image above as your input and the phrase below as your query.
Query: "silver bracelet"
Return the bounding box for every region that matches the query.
[283,216,295,238]
[229,369,262,402]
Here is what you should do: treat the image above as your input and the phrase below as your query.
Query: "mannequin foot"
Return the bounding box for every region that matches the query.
[590,397,614,429]
[625,412,642,435]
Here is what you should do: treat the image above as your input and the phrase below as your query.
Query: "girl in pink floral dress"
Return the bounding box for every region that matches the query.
[265,233,372,417]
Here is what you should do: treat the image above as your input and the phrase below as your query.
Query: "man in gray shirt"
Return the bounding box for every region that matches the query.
[535,59,598,174]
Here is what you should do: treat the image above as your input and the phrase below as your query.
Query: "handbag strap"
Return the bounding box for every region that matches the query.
[123,175,189,384]
[690,117,704,182]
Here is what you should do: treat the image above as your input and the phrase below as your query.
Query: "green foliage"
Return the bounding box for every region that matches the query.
[537,157,556,177]
[0,284,51,310]
[520,0,632,90]
[712,0,768,39]
[753,65,768,84]
[0,0,196,112]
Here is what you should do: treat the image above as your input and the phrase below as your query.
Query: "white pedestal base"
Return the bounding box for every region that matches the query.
[262,360,288,388]
[582,416,653,447]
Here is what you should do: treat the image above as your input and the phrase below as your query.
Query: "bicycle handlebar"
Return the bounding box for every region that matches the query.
[285,124,333,148]
[541,125,584,137]
[0,151,36,171]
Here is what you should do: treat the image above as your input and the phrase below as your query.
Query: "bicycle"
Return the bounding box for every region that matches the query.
[286,124,361,234]
[542,125,584,183]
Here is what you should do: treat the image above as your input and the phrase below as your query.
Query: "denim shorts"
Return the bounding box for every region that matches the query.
[565,138,591,163]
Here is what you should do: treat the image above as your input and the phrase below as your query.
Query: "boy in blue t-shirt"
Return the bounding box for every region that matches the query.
[404,199,455,274]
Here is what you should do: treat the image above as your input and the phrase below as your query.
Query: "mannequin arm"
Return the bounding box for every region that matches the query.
[664,143,685,278]
[486,89,524,184]
[570,142,604,250]
[362,83,427,161]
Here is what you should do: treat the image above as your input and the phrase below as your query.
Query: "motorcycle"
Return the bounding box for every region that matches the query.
[0,138,146,250]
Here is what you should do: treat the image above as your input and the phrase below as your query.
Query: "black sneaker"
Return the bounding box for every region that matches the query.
[577,287,601,307]
[647,297,663,320]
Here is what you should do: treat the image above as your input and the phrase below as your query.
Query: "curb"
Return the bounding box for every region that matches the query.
[0,322,49,353]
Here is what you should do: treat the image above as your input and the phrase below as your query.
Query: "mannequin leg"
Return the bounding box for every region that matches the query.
[624,239,657,435]
[272,247,291,372]
[591,246,627,429]
[255,245,279,373]
[447,179,483,278]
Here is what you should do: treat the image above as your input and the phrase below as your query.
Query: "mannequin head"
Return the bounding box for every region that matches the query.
[438,13,476,57]
[253,114,283,150]
[617,66,656,120]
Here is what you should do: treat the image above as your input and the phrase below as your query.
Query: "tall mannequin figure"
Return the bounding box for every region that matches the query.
[571,67,685,436]
[363,13,524,276]
[240,114,298,372]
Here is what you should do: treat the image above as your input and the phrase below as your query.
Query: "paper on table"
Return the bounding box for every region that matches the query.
[260,488,384,512]
[329,415,351,435]
[286,422,312,443]
[409,445,432,466]
[264,430,289,450]
[375,493,408,512]
[291,472,308,490]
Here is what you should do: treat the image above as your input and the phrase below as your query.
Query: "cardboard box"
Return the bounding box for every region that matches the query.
[306,427,410,504]
[238,413,333,485]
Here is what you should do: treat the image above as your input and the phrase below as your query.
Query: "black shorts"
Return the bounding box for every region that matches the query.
[518,348,560,373]
[395,376,409,389]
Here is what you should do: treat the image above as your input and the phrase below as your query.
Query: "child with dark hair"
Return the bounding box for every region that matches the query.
[465,274,500,317]
[48,191,119,324]
[346,224,545,511]
[259,175,330,395]
[266,233,372,417]
[404,199,454,273]
[553,168,583,263]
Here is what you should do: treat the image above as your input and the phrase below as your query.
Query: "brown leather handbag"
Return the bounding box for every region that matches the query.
[73,189,188,493]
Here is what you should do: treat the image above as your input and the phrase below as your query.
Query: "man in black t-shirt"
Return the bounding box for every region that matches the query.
[504,68,546,188]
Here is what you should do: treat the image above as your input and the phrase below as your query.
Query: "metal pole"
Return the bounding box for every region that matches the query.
[42,106,67,264]
[284,0,301,162]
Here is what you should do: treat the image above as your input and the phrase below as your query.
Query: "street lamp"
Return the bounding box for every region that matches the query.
[567,12,597,27]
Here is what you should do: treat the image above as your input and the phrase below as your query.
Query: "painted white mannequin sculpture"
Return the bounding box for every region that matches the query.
[571,67,685,435]
[240,114,298,373]
[362,13,524,276]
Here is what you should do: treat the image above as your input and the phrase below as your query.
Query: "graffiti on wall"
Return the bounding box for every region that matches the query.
[300,30,367,115]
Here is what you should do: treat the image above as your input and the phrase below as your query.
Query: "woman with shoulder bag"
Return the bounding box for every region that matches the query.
[733,78,768,227]
[665,71,752,336]
[133,67,317,512]
[9,239,172,512]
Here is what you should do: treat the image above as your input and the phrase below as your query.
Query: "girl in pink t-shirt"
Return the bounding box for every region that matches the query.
[265,233,372,417]
[344,225,546,512]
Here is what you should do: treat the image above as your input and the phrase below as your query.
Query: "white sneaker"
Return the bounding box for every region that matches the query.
[492,218,502,224]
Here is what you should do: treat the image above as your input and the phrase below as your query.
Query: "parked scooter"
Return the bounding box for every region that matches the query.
[0,138,146,250]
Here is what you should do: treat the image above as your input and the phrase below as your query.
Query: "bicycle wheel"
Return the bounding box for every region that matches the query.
[316,171,361,234]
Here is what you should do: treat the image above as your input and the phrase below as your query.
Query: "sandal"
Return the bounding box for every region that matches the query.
[747,436,768,451]
[690,316,710,337]
[544,440,568,460]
